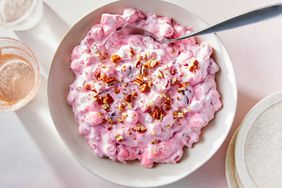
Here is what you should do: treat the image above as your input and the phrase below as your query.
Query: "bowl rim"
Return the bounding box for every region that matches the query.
[48,0,238,187]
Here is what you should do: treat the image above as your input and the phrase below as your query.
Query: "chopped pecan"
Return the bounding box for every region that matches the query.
[94,69,101,80]
[124,94,133,103]
[166,124,172,129]
[118,102,127,110]
[126,130,133,136]
[114,88,121,94]
[121,64,127,72]
[135,60,142,68]
[106,118,114,125]
[173,111,185,119]
[84,83,92,90]
[97,73,106,81]
[95,50,108,60]
[157,70,165,78]
[132,91,138,97]
[144,59,160,69]
[189,59,199,73]
[133,75,144,85]
[163,97,171,110]
[133,124,147,133]
[151,107,166,120]
[115,134,124,142]
[147,81,153,88]
[105,77,116,86]
[171,77,177,85]
[110,54,122,63]
[177,82,190,92]
[129,47,135,57]
[140,64,148,76]
[140,83,149,93]
[151,139,160,145]
[103,94,114,104]
[94,96,103,105]
[102,103,110,110]
[121,112,128,120]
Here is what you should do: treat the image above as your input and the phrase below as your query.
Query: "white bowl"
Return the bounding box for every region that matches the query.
[48,0,237,187]
[234,91,282,188]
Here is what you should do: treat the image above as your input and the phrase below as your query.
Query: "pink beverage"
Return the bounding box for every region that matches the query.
[0,38,40,111]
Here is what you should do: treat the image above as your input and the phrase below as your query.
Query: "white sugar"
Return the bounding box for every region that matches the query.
[245,101,282,187]
[1,0,33,22]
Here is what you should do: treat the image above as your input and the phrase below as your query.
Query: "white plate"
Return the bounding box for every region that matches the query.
[48,0,237,187]
[235,91,282,188]
[225,127,244,188]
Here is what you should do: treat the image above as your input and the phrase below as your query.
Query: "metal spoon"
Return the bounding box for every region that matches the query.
[113,3,282,44]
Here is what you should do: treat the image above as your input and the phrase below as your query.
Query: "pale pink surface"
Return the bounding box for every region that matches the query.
[2,0,282,188]
[67,8,222,168]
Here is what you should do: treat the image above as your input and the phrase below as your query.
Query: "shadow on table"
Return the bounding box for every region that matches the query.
[15,78,119,188]
[13,3,118,188]
[15,2,69,78]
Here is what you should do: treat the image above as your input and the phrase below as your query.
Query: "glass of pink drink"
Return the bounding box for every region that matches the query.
[0,37,40,111]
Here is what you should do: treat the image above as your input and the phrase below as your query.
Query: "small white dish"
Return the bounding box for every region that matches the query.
[48,0,237,187]
[234,91,282,188]
[225,127,244,188]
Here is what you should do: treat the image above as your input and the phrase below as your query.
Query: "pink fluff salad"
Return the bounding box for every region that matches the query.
[67,8,222,168]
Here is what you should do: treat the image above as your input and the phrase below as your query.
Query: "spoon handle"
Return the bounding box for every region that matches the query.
[172,3,282,42]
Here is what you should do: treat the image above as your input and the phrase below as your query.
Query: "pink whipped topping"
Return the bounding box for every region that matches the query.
[67,8,222,168]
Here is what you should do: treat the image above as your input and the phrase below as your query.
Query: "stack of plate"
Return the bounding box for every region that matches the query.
[226,91,282,188]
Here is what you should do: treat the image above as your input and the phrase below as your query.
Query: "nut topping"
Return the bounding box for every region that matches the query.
[132,91,138,97]
[140,64,148,76]
[173,111,185,119]
[135,60,142,68]
[140,83,149,93]
[151,139,160,145]
[163,96,171,110]
[151,107,166,120]
[133,75,144,85]
[94,96,103,105]
[171,77,177,85]
[157,70,165,78]
[95,50,108,60]
[177,82,190,92]
[115,134,124,142]
[84,83,92,90]
[124,94,133,103]
[102,103,110,110]
[189,58,199,73]
[114,88,121,94]
[110,54,122,63]
[103,94,114,104]
[129,47,135,57]
[105,77,116,86]
[118,102,127,110]
[147,81,153,88]
[144,59,160,69]
[133,124,147,133]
